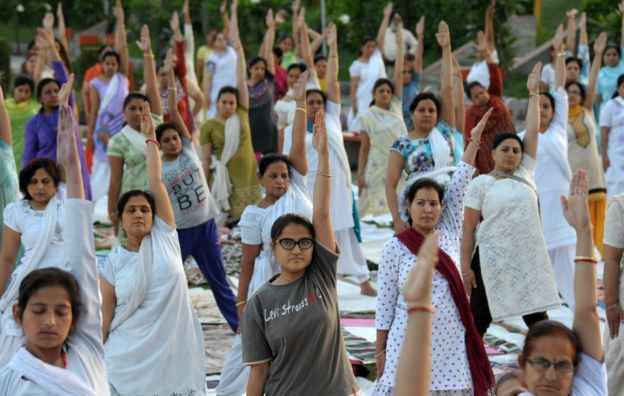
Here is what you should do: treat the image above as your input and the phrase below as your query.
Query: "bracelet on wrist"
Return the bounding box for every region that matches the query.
[574,256,598,264]
[469,138,480,147]
[375,349,386,358]
[145,138,161,149]
[406,303,435,314]
[235,300,246,307]
[607,304,620,311]
[317,172,332,178]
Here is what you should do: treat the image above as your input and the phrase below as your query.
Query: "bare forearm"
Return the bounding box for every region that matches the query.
[395,313,432,396]
[247,365,269,396]
[144,53,162,115]
[376,329,389,353]
[460,231,475,273]
[237,259,255,302]
[386,183,401,221]
[604,257,621,306]
[357,142,370,179]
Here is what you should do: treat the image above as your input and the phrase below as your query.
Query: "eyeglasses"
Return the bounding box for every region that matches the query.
[275,238,314,250]
[526,357,574,374]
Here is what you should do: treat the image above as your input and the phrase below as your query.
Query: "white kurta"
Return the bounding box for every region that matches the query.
[0,199,110,395]
[599,97,624,198]
[99,216,206,395]
[374,161,475,395]
[206,46,238,119]
[348,48,387,132]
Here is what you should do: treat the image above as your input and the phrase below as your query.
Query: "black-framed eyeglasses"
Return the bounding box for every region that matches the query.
[526,357,574,374]
[275,238,314,250]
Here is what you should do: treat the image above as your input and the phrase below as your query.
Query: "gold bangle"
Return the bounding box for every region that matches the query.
[469,138,480,147]
[296,107,307,113]
[235,300,246,307]
[317,172,332,178]
[144,53,154,58]
[529,91,539,97]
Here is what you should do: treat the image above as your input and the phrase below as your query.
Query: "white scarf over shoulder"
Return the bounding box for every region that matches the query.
[210,113,241,211]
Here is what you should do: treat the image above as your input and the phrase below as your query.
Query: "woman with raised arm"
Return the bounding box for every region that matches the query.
[106,25,163,237]
[386,21,459,233]
[243,110,358,396]
[461,63,560,337]
[567,32,608,255]
[157,51,237,332]
[99,102,206,395]
[401,16,424,131]
[23,29,91,200]
[348,2,390,132]
[599,73,624,197]
[512,170,607,395]
[374,110,494,396]
[0,85,20,249]
[357,26,407,218]
[5,76,39,171]
[88,0,130,203]
[217,71,313,396]
[200,12,261,221]
[0,101,109,394]
[467,3,499,90]
[283,22,375,296]
[596,1,624,118]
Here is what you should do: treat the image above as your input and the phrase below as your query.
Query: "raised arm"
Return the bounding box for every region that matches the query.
[56,2,69,53]
[563,170,602,361]
[436,21,455,127]
[289,71,309,175]
[553,25,566,89]
[414,17,425,74]
[136,25,162,116]
[260,9,277,76]
[311,111,335,251]
[220,0,231,38]
[0,85,10,145]
[585,32,606,110]
[230,6,248,110]
[462,109,492,166]
[377,3,393,50]
[57,79,84,200]
[523,62,542,159]
[484,3,496,53]
[308,27,325,55]
[166,50,191,141]
[290,0,302,49]
[566,9,578,53]
[393,25,405,99]
[452,56,465,133]
[325,23,340,103]
[578,13,590,79]
[114,1,129,76]
[299,11,318,81]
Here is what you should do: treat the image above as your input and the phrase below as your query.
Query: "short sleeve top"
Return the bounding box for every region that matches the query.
[389,121,456,174]
[604,195,624,249]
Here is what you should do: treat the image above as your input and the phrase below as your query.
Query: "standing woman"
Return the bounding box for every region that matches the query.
[567,33,608,256]
[386,21,459,233]
[348,3,390,132]
[99,102,206,395]
[599,74,624,198]
[23,30,91,200]
[374,110,494,396]
[0,103,109,395]
[157,51,237,332]
[5,76,39,171]
[243,110,359,396]
[107,25,162,236]
[357,28,407,218]
[283,23,376,296]
[461,63,561,337]
[0,80,76,366]
[217,71,312,396]
[200,10,261,221]
[596,2,624,119]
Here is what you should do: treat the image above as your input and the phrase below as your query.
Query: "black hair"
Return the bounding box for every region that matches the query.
[405,179,445,226]
[279,34,295,46]
[101,50,121,65]
[14,75,35,94]
[36,78,60,101]
[156,122,182,142]
[216,86,239,103]
[565,57,583,70]
[409,92,441,114]
[123,92,149,110]
[391,11,403,20]
[371,78,395,106]
[19,158,60,200]
[272,46,284,58]
[270,213,315,242]
[54,38,73,75]
[465,81,485,99]
[116,190,157,221]
[247,56,268,79]
[565,81,586,102]
[314,54,327,64]
[360,37,376,48]
[27,40,36,53]
[20,53,38,75]
[258,154,293,177]
[518,320,581,369]
[287,63,307,75]
[494,370,525,395]
[604,45,622,61]
[97,45,111,58]
[613,74,624,99]
[492,132,523,150]
[17,268,83,332]
[306,89,327,106]
[540,91,555,116]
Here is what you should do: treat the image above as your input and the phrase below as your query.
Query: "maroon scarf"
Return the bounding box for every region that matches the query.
[396,227,494,396]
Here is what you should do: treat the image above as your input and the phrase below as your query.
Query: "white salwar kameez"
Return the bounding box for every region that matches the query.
[284,100,370,282]
[599,97,624,198]
[99,216,206,395]
[216,169,312,396]
[205,46,238,119]
[0,199,110,395]
[348,48,387,132]
[520,87,576,310]
[373,161,475,396]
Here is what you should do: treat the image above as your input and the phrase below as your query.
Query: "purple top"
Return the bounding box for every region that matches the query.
[23,60,92,200]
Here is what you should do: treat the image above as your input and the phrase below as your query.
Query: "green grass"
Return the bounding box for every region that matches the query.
[535,0,584,45]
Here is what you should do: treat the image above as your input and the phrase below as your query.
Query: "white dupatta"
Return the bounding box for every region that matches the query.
[119,124,147,157]
[7,347,96,396]
[210,113,241,211]
[98,73,120,115]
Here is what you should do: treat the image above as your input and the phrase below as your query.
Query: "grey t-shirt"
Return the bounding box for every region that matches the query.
[242,242,358,396]
[162,137,219,229]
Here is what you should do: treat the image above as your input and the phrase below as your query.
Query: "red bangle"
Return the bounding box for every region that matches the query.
[145,138,161,149]
[574,258,598,264]
[407,303,435,315]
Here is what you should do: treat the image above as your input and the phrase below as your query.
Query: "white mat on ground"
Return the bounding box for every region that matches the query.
[338,279,377,314]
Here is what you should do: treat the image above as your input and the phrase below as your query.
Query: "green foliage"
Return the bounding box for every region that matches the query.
[0,37,10,92]
[75,45,101,89]
[582,0,621,44]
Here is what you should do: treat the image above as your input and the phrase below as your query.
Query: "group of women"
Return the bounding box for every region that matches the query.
[0,0,623,395]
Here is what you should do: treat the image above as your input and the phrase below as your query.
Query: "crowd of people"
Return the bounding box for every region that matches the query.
[0,0,622,395]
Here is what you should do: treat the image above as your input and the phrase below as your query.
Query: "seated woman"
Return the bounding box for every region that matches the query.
[0,79,76,367]
[462,63,561,337]
[374,109,494,396]
[0,101,109,394]
[218,71,313,396]
[5,76,39,171]
[99,102,206,395]
[243,110,359,396]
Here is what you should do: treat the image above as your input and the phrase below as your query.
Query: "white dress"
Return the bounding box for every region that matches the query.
[206,46,238,119]
[99,216,206,395]
[520,87,576,309]
[348,48,387,132]
[464,155,560,320]
[373,161,475,396]
[216,169,312,396]
[0,199,110,395]
[0,194,65,368]
[598,97,624,198]
[283,100,370,282]
[466,50,499,90]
